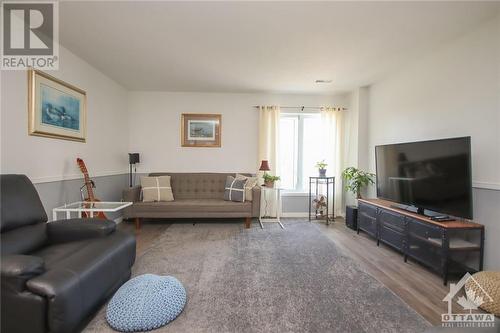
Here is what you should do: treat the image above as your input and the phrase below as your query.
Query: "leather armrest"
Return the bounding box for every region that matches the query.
[251,186,261,217]
[1,255,45,291]
[27,269,84,333]
[123,185,141,202]
[47,218,116,244]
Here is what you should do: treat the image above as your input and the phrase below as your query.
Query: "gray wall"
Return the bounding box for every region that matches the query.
[282,195,309,214]
[35,174,129,222]
[472,188,500,270]
[365,15,500,269]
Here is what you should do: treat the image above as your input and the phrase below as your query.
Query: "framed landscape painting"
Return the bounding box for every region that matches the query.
[181,113,221,147]
[28,69,87,142]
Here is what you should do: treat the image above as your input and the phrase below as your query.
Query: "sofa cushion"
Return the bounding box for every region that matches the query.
[30,240,89,270]
[1,222,48,255]
[132,199,251,214]
[141,176,174,202]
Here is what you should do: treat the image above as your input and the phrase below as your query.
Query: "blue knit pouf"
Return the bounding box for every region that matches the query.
[106,274,186,332]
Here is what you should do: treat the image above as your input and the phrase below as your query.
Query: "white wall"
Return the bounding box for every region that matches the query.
[0,46,129,183]
[343,87,372,206]
[365,15,500,269]
[128,91,349,175]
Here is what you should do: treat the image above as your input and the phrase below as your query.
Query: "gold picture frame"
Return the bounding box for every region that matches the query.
[28,69,87,142]
[181,113,221,147]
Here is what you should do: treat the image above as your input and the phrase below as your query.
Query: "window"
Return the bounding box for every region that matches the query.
[279,113,323,192]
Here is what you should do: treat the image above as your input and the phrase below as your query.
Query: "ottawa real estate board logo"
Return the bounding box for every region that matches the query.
[442,273,495,329]
[1,1,59,70]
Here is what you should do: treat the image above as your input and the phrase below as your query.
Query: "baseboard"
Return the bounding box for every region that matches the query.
[281,212,309,218]
[281,212,345,219]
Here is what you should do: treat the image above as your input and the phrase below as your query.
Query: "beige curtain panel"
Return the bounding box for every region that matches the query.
[258,105,281,217]
[320,106,344,217]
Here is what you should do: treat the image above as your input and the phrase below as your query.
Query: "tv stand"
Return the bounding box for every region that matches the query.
[390,203,425,216]
[358,198,484,285]
[389,203,455,221]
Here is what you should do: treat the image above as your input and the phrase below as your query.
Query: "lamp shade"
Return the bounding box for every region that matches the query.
[259,160,270,171]
[129,153,140,164]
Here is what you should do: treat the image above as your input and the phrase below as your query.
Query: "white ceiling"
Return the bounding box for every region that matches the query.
[60,1,500,94]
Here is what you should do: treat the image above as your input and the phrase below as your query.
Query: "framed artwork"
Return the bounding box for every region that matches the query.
[28,69,87,142]
[181,113,221,147]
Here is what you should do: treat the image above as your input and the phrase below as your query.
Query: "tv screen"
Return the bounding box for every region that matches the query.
[375,137,472,219]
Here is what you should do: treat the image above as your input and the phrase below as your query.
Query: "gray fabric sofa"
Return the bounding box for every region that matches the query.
[123,173,261,229]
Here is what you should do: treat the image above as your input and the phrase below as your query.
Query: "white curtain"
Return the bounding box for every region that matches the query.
[258,105,280,217]
[258,105,280,176]
[320,107,344,217]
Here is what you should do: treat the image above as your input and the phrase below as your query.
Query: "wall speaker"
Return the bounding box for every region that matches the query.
[129,153,140,164]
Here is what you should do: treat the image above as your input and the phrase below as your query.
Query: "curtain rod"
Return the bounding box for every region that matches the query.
[253,106,347,111]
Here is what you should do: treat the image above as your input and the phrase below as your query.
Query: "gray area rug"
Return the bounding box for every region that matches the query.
[85,220,430,332]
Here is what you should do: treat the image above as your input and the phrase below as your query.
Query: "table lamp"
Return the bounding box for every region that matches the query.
[259,160,270,172]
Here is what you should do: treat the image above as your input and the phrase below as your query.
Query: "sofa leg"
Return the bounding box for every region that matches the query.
[245,217,251,229]
[134,218,141,230]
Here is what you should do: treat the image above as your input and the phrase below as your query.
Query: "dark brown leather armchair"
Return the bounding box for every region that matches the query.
[1,175,136,333]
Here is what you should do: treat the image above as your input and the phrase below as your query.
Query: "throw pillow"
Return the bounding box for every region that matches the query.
[224,176,247,202]
[141,176,174,202]
[236,174,258,201]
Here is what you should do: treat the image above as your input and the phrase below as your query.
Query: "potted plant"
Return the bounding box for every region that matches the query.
[315,160,328,177]
[341,167,375,199]
[262,173,280,188]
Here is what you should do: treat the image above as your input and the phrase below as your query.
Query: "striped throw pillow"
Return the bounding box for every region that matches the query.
[223,176,247,202]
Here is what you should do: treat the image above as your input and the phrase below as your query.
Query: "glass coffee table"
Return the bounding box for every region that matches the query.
[52,201,133,220]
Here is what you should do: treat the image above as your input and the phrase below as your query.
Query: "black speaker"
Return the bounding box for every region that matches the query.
[129,153,140,164]
[345,205,358,230]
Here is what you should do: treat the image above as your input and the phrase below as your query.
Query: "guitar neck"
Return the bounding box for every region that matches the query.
[77,158,97,201]
[83,174,95,201]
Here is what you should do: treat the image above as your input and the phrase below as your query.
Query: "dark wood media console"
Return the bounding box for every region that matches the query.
[357,199,484,285]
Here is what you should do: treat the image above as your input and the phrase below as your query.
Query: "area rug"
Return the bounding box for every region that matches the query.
[84,220,430,332]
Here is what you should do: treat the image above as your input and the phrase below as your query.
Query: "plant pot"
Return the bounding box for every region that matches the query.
[264,180,275,188]
[319,169,327,177]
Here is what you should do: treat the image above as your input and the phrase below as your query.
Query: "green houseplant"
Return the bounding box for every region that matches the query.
[315,160,328,177]
[262,173,280,188]
[341,167,375,199]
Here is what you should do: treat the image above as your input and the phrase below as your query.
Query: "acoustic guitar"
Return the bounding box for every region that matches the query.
[76,158,107,219]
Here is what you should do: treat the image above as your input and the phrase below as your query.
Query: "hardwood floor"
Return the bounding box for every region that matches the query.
[119,217,456,326]
[316,218,460,326]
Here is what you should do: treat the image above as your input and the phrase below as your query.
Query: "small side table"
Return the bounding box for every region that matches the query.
[259,186,284,229]
[308,176,335,225]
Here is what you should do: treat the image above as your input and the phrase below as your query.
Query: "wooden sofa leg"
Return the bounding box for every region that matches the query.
[134,218,141,230]
[245,217,251,229]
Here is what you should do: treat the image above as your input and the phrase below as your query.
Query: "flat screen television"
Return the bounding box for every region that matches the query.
[375,137,472,219]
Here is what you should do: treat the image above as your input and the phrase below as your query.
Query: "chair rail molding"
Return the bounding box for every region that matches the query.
[30,170,129,184]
